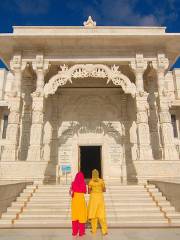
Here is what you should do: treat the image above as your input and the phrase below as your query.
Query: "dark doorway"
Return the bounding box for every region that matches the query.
[79,146,101,179]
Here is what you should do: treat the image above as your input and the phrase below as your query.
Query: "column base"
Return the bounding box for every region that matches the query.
[1,145,17,161]
[138,145,153,160]
[27,146,42,161]
[163,145,179,160]
[137,178,148,185]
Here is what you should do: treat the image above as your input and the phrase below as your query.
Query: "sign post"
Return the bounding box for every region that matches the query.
[61,165,71,184]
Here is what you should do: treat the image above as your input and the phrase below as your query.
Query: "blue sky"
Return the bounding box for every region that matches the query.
[0,0,180,68]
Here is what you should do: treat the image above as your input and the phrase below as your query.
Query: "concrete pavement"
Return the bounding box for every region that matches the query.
[0,228,180,240]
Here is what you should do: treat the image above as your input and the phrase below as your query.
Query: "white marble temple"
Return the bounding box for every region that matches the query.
[0,17,180,184]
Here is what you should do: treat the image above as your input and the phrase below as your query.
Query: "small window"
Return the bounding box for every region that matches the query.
[2,114,8,139]
[171,114,178,138]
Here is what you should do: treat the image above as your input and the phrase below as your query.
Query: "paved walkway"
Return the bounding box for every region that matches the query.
[0,228,180,240]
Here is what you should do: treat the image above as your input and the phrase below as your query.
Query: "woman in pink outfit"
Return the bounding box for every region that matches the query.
[69,172,87,236]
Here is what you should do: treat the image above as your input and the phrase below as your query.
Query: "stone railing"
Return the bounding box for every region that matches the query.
[149,180,180,212]
[0,182,32,215]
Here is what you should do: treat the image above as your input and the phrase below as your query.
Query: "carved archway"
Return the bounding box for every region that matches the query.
[44,64,136,97]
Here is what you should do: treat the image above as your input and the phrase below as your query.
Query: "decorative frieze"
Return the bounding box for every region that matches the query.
[43,64,136,97]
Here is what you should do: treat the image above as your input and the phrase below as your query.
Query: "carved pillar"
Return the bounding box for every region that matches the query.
[147,77,162,159]
[152,54,178,160]
[27,55,49,161]
[1,54,26,161]
[121,94,127,184]
[135,93,153,160]
[131,54,153,160]
[19,84,32,161]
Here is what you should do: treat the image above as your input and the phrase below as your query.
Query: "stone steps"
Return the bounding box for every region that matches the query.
[26,185,154,189]
[20,192,163,198]
[15,197,166,203]
[0,221,173,228]
[4,207,177,217]
[0,183,180,228]
[15,201,167,207]
[4,210,164,216]
[10,203,163,208]
[8,206,176,214]
[2,214,167,220]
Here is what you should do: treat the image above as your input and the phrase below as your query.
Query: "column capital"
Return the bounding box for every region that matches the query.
[151,54,169,73]
[32,54,50,74]
[130,54,147,93]
[130,54,147,73]
[32,54,50,93]
[10,54,27,95]
[152,54,169,96]
[10,54,27,73]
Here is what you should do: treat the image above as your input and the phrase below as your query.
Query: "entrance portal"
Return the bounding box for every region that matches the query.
[79,146,101,179]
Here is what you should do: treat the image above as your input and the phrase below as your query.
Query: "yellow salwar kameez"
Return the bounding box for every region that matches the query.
[88,170,108,235]
[70,172,87,236]
[71,192,87,223]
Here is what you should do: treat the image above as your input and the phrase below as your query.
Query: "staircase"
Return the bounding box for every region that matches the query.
[0,184,180,228]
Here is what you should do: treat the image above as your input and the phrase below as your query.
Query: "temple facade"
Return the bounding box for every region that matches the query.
[0,18,180,184]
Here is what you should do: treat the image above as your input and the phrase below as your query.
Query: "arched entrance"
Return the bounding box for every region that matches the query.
[43,64,136,182]
[43,64,136,97]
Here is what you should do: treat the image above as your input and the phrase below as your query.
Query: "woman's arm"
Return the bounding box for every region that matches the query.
[69,184,74,197]
[88,187,92,194]
[83,184,87,194]
[88,180,92,194]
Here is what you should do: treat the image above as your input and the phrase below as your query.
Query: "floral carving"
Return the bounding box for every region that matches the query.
[44,64,136,97]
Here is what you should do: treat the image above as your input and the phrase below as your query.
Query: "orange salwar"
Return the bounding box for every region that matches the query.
[70,172,87,236]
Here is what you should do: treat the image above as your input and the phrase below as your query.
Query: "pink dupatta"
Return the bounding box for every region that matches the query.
[70,172,86,197]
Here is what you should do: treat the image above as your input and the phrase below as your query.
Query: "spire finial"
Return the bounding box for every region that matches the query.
[83,16,96,27]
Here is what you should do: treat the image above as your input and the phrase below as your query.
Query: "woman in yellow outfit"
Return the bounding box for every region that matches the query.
[88,169,108,235]
[70,172,87,236]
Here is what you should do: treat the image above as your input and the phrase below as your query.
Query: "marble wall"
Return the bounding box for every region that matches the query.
[44,88,132,181]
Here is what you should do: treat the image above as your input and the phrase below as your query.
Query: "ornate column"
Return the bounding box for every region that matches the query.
[121,94,128,184]
[1,54,26,161]
[152,54,179,160]
[19,77,33,161]
[131,54,153,160]
[27,54,50,161]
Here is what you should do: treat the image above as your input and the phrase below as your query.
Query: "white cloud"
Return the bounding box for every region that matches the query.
[139,15,159,26]
[80,0,159,26]
[80,0,178,26]
[2,0,50,15]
